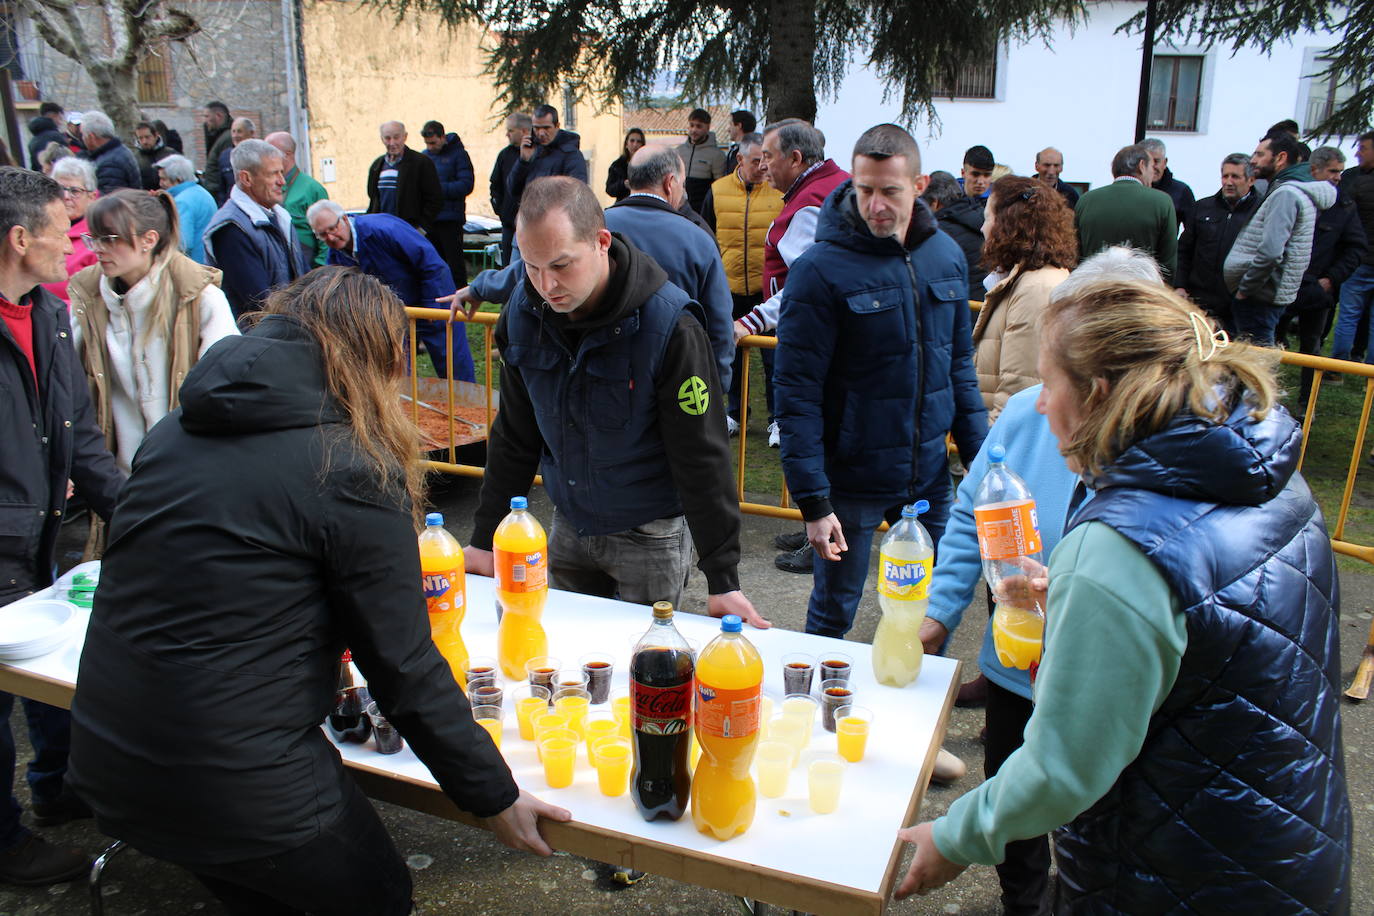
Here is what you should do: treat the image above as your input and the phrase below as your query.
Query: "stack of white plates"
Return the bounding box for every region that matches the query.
[0,599,77,661]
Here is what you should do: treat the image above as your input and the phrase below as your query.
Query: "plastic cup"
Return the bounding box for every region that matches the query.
[553,687,591,740]
[511,684,551,741]
[553,667,589,692]
[583,713,619,756]
[590,736,632,796]
[781,653,816,696]
[526,656,561,693]
[468,681,505,711]
[768,715,804,766]
[808,753,846,814]
[758,696,774,738]
[756,740,793,798]
[532,710,569,760]
[781,694,819,747]
[364,701,403,754]
[820,679,855,733]
[464,655,499,687]
[611,689,632,739]
[472,704,503,750]
[818,652,853,685]
[539,730,579,789]
[579,652,615,704]
[835,705,873,763]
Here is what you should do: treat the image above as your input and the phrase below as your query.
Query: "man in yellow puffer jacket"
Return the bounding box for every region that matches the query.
[702,133,784,444]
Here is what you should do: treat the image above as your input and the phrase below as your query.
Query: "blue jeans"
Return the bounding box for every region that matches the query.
[1230,298,1284,346]
[413,318,476,382]
[1332,265,1374,362]
[0,694,72,848]
[548,512,693,607]
[805,490,950,638]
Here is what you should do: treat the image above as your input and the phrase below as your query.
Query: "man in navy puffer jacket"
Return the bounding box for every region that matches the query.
[421,122,475,288]
[775,124,986,638]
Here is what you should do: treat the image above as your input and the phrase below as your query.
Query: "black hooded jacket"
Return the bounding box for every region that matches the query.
[69,315,517,865]
[935,195,989,293]
[26,116,65,170]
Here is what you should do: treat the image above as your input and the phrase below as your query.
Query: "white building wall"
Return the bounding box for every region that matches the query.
[815,1,1354,197]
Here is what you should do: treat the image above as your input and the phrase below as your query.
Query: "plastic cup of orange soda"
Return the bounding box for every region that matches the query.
[583,713,619,757]
[539,729,579,789]
[511,684,550,741]
[834,705,872,763]
[532,710,568,760]
[472,704,503,750]
[553,687,591,740]
[590,736,631,796]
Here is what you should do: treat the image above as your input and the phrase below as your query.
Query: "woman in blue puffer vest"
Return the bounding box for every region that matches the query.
[900,278,1351,914]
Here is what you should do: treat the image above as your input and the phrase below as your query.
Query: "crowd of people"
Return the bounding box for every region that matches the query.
[0,90,1365,913]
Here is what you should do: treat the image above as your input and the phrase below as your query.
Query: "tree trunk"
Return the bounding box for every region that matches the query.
[87,63,145,136]
[763,0,817,123]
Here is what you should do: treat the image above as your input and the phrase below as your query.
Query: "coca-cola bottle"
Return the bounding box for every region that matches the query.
[630,601,695,821]
[326,649,371,744]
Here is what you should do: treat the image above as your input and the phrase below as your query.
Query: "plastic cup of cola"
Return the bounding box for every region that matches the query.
[553,667,589,692]
[820,679,855,733]
[835,705,873,763]
[511,684,551,741]
[579,652,615,704]
[464,655,499,688]
[525,656,561,693]
[467,680,505,712]
[471,704,504,750]
[781,652,816,696]
[818,651,853,685]
[539,728,580,788]
[364,701,403,755]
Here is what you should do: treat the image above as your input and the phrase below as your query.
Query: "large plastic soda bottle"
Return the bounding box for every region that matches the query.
[630,601,694,822]
[691,614,763,840]
[494,497,549,679]
[973,444,1047,670]
[872,501,934,687]
[419,513,469,689]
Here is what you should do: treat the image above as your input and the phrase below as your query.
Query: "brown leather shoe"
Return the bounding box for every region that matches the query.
[0,834,90,886]
[955,673,989,708]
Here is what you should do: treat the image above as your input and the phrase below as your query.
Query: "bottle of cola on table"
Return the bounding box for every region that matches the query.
[327,649,371,744]
[630,601,695,821]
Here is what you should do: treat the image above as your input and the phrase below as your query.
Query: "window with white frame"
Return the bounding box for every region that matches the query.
[1147,55,1203,132]
[1304,53,1362,130]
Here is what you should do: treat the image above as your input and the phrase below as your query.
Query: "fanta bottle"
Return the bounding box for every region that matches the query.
[973,445,1047,670]
[691,614,763,841]
[872,501,934,687]
[494,497,549,679]
[419,513,468,689]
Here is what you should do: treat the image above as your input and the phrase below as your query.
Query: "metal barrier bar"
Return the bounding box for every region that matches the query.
[409,307,1374,561]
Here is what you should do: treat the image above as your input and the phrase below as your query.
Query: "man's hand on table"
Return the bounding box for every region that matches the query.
[806,514,847,561]
[919,619,948,655]
[485,789,571,856]
[464,545,495,577]
[895,821,966,900]
[708,590,771,629]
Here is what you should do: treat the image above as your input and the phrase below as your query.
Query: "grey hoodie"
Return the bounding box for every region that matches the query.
[1223,175,1337,306]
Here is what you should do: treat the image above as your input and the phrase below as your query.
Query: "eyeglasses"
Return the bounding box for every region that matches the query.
[59,186,92,198]
[312,215,345,241]
[80,233,126,251]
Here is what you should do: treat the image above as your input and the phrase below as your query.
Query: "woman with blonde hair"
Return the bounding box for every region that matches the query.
[68,188,238,478]
[901,280,1351,912]
[69,268,566,914]
[972,174,1076,423]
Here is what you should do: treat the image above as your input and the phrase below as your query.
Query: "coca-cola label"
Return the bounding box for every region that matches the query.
[631,679,693,734]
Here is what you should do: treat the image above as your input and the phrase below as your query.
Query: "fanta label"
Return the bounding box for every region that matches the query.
[973,499,1043,560]
[878,553,932,600]
[495,548,547,593]
[422,567,464,615]
[695,682,760,739]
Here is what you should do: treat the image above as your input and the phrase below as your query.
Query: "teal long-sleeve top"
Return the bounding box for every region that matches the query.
[932,520,1189,865]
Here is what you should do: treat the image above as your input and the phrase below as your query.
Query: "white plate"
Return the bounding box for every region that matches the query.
[0,599,76,660]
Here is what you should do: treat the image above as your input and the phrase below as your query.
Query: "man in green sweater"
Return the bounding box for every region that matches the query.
[267,132,329,268]
[1074,143,1178,283]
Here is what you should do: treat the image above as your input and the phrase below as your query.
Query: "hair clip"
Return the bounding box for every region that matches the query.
[1188,310,1230,363]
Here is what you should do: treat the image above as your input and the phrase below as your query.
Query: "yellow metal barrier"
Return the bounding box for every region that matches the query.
[408,305,1374,563]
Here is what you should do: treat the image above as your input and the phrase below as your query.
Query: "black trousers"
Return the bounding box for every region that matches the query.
[429,221,468,289]
[189,775,413,916]
[1277,307,1332,404]
[985,679,1052,916]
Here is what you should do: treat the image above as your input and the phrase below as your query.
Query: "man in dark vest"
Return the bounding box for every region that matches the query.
[462,176,767,629]
[204,139,309,319]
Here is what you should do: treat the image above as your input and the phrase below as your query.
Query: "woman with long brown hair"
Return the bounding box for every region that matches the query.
[68,188,238,475]
[972,174,1077,423]
[69,268,567,914]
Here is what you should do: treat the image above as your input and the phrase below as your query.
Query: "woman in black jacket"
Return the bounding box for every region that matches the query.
[69,268,567,914]
[604,128,645,201]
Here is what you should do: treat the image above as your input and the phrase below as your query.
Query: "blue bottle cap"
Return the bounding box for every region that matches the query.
[425,512,444,527]
[989,444,1007,462]
[913,500,929,516]
[510,496,528,510]
[721,614,742,632]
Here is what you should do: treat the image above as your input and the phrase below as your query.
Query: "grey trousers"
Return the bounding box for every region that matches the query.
[548,512,694,607]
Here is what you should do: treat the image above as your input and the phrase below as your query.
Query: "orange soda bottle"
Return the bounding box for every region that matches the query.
[690,614,763,840]
[419,513,469,689]
[494,497,549,679]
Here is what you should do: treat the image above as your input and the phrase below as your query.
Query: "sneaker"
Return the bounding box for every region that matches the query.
[929,748,967,786]
[0,835,90,886]
[773,529,807,551]
[767,421,780,448]
[726,416,740,437]
[32,788,92,828]
[774,543,813,574]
